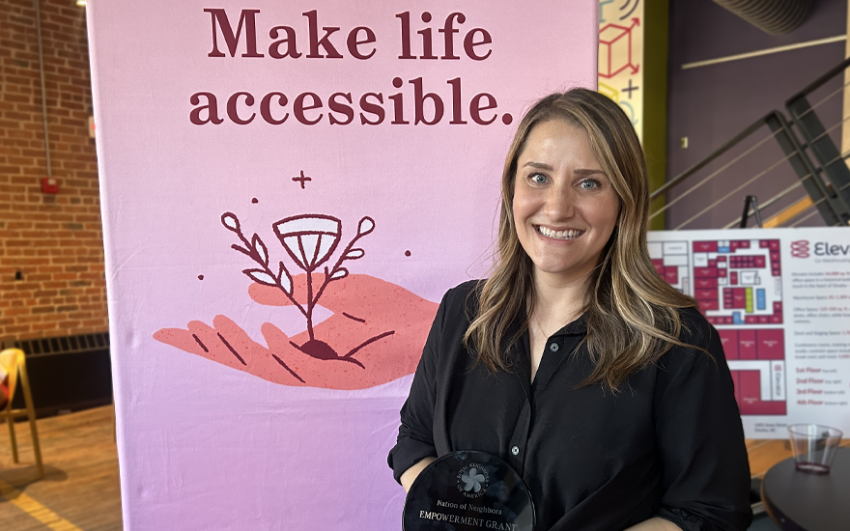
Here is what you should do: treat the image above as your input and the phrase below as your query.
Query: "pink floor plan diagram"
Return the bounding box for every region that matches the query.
[648,238,786,415]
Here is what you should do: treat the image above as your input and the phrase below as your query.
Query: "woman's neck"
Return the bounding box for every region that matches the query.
[530,271,590,333]
[526,271,590,383]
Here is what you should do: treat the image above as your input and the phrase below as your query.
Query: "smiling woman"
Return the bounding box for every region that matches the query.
[389,89,753,531]
[512,119,621,383]
[468,89,707,392]
[512,121,620,303]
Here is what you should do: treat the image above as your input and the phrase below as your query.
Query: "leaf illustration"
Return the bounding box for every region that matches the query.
[252,234,269,266]
[357,217,375,237]
[345,248,364,260]
[243,268,277,286]
[278,261,292,294]
[330,267,349,280]
[221,212,240,232]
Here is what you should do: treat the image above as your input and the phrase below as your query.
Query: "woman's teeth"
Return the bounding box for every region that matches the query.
[537,226,582,240]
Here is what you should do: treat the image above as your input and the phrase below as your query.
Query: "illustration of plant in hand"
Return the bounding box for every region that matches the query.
[221,212,393,369]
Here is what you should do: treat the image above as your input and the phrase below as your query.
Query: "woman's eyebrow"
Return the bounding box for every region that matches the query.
[522,161,554,170]
[521,162,607,176]
[574,168,606,176]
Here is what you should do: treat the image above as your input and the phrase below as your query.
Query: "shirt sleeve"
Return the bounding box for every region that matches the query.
[386,291,447,484]
[653,311,753,531]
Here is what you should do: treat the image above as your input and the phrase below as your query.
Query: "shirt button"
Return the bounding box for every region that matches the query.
[549,343,559,352]
[511,445,520,456]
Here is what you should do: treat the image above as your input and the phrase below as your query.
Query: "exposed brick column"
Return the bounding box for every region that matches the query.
[0,0,107,339]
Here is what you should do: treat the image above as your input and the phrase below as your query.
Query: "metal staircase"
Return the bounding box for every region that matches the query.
[652,56,850,229]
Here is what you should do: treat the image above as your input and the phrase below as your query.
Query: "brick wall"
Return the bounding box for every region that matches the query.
[0,0,107,340]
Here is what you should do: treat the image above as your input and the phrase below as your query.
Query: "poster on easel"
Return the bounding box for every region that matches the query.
[649,227,850,439]
[86,1,598,529]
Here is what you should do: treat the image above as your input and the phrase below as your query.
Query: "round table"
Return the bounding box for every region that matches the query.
[761,447,850,530]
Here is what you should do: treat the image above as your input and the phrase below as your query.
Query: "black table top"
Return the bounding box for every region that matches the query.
[762,447,850,531]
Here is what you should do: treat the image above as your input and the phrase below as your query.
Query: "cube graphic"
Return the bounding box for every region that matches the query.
[598,21,639,78]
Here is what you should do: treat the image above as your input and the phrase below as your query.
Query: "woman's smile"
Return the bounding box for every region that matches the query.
[535,225,584,241]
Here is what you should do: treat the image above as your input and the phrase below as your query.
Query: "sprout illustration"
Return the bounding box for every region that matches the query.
[221,212,386,368]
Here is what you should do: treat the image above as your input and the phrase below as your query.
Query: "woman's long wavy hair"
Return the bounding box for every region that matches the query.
[463,88,699,391]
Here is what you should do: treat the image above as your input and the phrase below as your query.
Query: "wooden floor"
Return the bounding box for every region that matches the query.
[0,406,122,531]
[1,406,847,531]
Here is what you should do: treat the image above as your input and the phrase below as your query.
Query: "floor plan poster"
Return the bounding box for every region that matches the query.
[648,228,850,438]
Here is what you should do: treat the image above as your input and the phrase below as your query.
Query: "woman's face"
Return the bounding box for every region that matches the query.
[512,119,620,287]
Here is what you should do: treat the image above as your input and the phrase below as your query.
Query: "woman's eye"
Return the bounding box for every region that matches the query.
[580,178,600,190]
[530,173,547,184]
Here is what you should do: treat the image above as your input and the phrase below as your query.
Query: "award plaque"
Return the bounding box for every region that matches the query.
[403,450,535,531]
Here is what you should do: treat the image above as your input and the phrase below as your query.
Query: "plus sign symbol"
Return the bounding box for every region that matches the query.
[622,79,639,99]
[292,170,312,189]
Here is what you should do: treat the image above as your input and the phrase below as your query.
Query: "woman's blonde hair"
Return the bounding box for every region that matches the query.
[464,88,698,391]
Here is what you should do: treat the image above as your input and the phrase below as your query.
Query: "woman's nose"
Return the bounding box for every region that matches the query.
[544,184,575,219]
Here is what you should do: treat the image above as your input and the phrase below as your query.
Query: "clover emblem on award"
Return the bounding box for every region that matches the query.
[457,463,489,498]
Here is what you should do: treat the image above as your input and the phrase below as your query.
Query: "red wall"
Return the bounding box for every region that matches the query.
[0,0,106,340]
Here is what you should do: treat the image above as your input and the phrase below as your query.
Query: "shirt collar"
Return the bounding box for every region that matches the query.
[551,314,587,337]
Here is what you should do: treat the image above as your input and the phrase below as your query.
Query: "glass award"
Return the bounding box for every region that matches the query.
[403,450,535,531]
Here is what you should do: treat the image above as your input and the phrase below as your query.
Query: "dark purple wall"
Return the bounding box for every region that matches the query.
[665,0,847,229]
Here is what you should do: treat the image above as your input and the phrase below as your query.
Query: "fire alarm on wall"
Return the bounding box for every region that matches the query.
[42,177,59,194]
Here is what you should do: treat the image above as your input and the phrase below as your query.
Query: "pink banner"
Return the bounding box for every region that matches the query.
[87,1,597,529]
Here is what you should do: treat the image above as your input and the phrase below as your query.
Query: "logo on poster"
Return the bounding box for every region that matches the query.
[814,242,850,256]
[790,240,810,258]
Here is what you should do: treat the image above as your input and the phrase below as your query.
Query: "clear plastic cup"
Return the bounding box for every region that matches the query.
[787,424,843,474]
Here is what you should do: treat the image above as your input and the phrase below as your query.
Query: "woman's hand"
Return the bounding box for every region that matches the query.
[400,456,437,492]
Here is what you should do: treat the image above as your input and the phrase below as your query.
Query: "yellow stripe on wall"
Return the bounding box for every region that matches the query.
[0,478,83,531]
[763,196,814,228]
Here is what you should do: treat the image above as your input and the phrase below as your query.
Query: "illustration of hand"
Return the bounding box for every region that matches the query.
[153,274,438,390]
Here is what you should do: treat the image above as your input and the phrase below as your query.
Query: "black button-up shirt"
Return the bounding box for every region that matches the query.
[388,281,752,531]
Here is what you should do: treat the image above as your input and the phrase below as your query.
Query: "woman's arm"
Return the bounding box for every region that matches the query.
[388,344,439,485]
[388,290,452,485]
[400,456,438,492]
[625,517,682,531]
[653,312,752,530]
